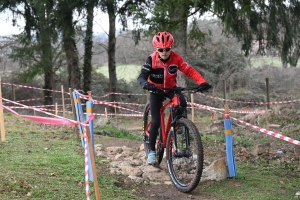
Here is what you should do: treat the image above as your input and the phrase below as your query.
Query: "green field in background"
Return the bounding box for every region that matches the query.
[250,56,299,68]
[96,57,298,83]
[96,64,140,82]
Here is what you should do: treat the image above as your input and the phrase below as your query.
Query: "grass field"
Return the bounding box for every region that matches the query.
[96,57,299,84]
[249,56,300,68]
[0,113,138,200]
[96,64,140,82]
[1,111,299,200]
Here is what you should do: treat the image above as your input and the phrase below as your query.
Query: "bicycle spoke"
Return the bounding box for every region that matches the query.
[166,118,203,193]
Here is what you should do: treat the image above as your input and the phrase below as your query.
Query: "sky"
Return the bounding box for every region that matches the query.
[0,12,25,36]
[0,10,126,37]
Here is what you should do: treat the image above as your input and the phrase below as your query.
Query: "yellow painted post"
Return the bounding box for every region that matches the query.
[61,85,65,118]
[0,78,6,142]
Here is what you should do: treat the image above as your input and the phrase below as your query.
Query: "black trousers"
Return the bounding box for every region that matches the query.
[149,91,187,151]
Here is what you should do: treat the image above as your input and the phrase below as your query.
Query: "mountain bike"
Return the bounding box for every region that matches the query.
[142,86,204,193]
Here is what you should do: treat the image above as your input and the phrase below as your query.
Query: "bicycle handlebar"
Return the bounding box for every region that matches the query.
[156,86,199,93]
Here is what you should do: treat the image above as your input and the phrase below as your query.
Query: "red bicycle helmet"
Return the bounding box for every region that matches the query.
[152,31,174,48]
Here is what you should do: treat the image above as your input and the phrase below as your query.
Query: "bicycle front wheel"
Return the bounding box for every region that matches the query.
[166,118,203,193]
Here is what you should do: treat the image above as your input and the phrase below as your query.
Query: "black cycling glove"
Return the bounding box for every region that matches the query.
[142,82,157,91]
[197,82,212,93]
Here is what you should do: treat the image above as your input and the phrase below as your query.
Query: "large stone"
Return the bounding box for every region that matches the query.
[106,146,123,154]
[95,144,229,185]
[128,175,145,183]
[251,144,263,156]
[201,157,228,181]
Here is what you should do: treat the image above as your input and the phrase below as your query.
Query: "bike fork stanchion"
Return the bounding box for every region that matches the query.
[224,104,237,177]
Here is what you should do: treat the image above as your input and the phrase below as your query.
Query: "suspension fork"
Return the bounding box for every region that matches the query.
[169,107,179,152]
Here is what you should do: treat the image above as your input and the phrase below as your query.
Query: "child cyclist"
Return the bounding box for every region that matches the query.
[137,31,211,165]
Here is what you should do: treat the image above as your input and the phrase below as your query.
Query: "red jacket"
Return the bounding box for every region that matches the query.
[137,51,206,89]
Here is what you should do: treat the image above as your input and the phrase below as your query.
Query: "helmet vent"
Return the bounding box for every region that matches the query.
[166,35,170,42]
[156,36,160,43]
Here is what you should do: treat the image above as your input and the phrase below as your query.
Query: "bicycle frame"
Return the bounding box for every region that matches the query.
[143,86,205,192]
[159,94,181,148]
[144,86,197,149]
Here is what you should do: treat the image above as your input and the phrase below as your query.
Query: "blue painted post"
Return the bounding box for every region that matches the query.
[72,91,94,181]
[224,104,237,177]
[86,91,94,181]
[72,91,84,147]
[86,91,94,149]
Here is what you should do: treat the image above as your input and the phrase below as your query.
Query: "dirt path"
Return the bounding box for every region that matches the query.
[96,136,227,200]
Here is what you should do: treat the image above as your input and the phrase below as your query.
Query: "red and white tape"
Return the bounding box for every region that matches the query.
[94,92,146,99]
[2,98,83,126]
[190,102,300,146]
[2,82,69,94]
[3,82,300,106]
[83,131,90,200]
[197,92,300,105]
[232,117,300,146]
[93,100,143,114]
[92,113,143,117]
[189,102,266,114]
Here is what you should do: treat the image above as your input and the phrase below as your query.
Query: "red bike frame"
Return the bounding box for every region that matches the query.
[145,94,181,148]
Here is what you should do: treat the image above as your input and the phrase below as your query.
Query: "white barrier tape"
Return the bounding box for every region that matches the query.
[196,92,300,105]
[94,92,146,99]
[83,132,90,200]
[2,98,82,124]
[2,82,69,94]
[2,82,300,106]
[93,113,143,117]
[231,117,300,146]
[189,102,266,114]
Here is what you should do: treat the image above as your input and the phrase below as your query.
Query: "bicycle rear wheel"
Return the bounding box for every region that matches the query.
[142,102,164,165]
[166,118,203,192]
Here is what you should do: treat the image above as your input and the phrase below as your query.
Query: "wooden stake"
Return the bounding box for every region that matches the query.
[0,78,6,142]
[55,102,58,117]
[86,127,101,200]
[61,85,65,118]
[114,101,117,123]
[12,85,16,101]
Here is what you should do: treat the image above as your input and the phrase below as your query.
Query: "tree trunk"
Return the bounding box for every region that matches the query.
[83,0,97,93]
[281,52,288,68]
[44,70,53,105]
[170,4,188,87]
[39,3,53,105]
[290,41,300,67]
[63,34,81,90]
[107,4,117,111]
